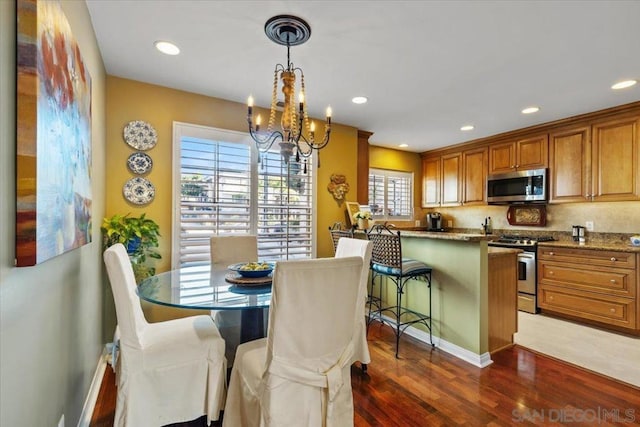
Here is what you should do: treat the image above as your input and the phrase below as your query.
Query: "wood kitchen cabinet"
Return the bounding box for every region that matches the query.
[537,246,639,332]
[548,125,591,203]
[488,134,548,174]
[488,248,519,353]
[441,152,462,206]
[421,156,440,207]
[421,152,462,207]
[462,147,487,205]
[591,116,640,201]
[549,116,640,203]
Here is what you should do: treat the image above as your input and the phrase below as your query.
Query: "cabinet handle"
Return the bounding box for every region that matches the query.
[610,308,616,313]
[549,270,554,275]
[510,165,515,168]
[610,279,617,284]
[610,257,617,262]
[549,252,555,256]
[549,296,554,300]
[515,164,520,168]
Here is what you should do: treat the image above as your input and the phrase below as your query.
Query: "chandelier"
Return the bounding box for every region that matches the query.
[247,15,331,171]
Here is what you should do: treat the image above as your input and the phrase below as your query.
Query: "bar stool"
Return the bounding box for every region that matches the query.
[328,222,354,254]
[366,223,434,357]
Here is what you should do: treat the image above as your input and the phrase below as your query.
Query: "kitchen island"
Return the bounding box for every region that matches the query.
[374,230,518,366]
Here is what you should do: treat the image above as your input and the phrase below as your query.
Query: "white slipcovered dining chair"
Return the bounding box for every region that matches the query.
[222,256,364,427]
[210,235,262,361]
[104,243,227,427]
[334,237,373,372]
[210,235,258,268]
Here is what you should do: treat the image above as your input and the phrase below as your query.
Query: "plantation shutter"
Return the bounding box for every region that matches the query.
[368,168,413,220]
[174,123,314,268]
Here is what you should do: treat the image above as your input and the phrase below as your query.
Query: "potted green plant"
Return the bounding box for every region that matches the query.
[101,213,162,282]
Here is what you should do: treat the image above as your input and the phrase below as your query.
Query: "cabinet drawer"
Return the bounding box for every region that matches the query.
[538,285,636,329]
[538,262,636,297]
[538,246,636,269]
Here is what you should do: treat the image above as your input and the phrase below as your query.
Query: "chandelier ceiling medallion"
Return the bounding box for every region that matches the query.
[247,15,331,171]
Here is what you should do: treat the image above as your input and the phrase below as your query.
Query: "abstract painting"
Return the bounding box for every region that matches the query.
[16,0,92,266]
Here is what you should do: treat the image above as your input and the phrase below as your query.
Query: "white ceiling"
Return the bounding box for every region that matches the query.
[85,0,640,153]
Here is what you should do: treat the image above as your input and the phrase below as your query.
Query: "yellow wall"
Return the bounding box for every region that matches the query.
[369,145,423,226]
[105,76,359,270]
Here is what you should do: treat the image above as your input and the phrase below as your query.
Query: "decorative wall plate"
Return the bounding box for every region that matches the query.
[506,204,546,226]
[127,152,153,174]
[123,120,157,151]
[123,177,155,205]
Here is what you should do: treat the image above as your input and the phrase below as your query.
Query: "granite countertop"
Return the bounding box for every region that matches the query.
[397,230,490,242]
[538,240,640,253]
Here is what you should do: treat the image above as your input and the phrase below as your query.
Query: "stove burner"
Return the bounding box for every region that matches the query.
[491,234,555,247]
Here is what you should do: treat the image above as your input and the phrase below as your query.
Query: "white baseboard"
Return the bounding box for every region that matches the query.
[77,353,108,427]
[375,314,493,368]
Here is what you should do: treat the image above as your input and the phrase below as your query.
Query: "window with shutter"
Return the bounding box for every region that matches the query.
[172,122,314,269]
[368,168,413,220]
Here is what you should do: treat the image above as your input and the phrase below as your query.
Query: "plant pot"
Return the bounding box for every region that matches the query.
[357,218,369,230]
[127,236,141,254]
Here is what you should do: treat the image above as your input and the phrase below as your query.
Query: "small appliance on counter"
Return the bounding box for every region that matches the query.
[572,225,585,241]
[426,212,445,231]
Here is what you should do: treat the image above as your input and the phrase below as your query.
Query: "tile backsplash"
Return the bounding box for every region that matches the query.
[419,201,640,235]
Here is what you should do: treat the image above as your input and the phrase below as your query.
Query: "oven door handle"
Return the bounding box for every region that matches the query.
[518,252,535,260]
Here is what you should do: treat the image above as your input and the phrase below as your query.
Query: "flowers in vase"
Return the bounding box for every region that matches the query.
[353,211,372,223]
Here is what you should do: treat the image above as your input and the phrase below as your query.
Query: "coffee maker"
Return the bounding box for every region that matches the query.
[427,212,444,231]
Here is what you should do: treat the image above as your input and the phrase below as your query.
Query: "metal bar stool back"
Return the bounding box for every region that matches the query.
[366,223,434,357]
[329,222,354,254]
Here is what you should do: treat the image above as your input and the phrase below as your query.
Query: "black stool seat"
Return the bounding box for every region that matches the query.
[367,224,434,357]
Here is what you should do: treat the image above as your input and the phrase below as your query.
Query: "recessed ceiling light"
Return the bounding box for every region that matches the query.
[352,96,368,104]
[154,40,180,55]
[399,143,409,148]
[611,80,637,90]
[460,125,474,131]
[521,106,540,114]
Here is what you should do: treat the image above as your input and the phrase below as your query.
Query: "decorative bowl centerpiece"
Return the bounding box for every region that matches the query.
[228,261,275,278]
[630,236,640,247]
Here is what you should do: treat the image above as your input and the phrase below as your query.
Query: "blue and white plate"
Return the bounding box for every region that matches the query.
[127,152,153,174]
[123,120,157,151]
[123,177,155,205]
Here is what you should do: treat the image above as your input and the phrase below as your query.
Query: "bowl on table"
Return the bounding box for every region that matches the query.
[630,236,640,247]
[228,261,275,278]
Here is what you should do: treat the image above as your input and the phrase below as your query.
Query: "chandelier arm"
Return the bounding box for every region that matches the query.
[249,127,283,152]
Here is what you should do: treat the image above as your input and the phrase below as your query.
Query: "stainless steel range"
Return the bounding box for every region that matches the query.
[488,234,555,313]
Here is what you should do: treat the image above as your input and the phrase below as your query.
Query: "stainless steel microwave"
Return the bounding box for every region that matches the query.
[487,168,547,204]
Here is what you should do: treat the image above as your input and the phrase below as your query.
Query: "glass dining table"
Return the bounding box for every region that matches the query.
[137,264,272,343]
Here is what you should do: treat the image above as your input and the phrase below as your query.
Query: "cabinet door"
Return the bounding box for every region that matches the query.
[591,116,640,201]
[488,142,515,174]
[441,152,462,206]
[516,134,548,170]
[548,126,590,203]
[462,147,487,205]
[421,156,440,207]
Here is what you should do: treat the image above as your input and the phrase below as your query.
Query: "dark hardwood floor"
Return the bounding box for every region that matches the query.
[91,321,640,426]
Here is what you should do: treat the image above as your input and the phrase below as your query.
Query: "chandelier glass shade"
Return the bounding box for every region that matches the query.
[247,15,331,171]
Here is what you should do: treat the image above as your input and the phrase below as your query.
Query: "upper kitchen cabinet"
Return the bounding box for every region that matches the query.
[549,125,591,203]
[441,152,463,206]
[462,147,488,205]
[421,152,463,207]
[489,134,548,174]
[591,116,640,202]
[422,156,440,207]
